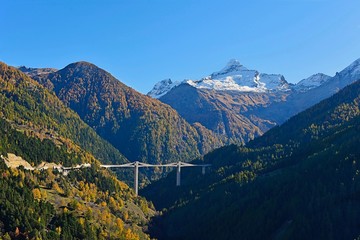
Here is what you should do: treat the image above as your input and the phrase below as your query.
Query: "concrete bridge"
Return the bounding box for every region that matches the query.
[1,154,211,197]
[100,161,211,196]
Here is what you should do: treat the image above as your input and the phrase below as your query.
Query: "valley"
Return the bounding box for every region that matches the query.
[3,1,360,239]
[0,57,359,240]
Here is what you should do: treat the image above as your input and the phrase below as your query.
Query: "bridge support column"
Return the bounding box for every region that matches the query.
[176,163,181,186]
[202,166,206,175]
[134,162,139,196]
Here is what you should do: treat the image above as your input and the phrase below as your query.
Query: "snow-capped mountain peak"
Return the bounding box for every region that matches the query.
[147,78,180,98]
[294,73,331,92]
[147,60,292,98]
[197,60,289,93]
[210,59,248,78]
[337,58,360,79]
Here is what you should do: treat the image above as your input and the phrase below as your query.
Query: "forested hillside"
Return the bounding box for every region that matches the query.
[30,62,223,169]
[142,80,360,240]
[159,84,282,143]
[0,118,153,239]
[0,62,127,166]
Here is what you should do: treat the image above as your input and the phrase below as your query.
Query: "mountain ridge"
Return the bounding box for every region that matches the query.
[148,58,360,144]
[0,62,128,166]
[148,59,292,98]
[148,58,360,98]
[27,62,224,173]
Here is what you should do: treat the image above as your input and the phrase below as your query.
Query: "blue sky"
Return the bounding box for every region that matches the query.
[1,0,360,93]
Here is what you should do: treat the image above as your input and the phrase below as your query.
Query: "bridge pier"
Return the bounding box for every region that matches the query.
[202,166,206,175]
[176,163,181,186]
[134,161,139,196]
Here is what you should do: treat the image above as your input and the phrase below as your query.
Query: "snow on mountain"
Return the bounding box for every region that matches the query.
[294,73,331,92]
[147,58,360,99]
[148,59,290,98]
[336,58,360,82]
[210,59,249,78]
[258,73,291,91]
[147,78,180,98]
[195,59,289,92]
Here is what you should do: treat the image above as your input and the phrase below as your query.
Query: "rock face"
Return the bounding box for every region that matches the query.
[149,58,360,144]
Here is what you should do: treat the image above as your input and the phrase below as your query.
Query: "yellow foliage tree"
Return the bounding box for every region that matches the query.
[124,229,140,240]
[53,182,64,194]
[55,226,62,235]
[32,188,42,200]
[115,218,124,231]
[41,190,47,199]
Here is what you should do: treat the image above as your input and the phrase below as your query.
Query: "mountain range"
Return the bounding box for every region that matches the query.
[142,79,360,240]
[0,56,359,239]
[148,58,360,143]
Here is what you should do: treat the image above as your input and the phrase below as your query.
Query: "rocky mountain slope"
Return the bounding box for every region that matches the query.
[149,58,360,144]
[28,62,223,171]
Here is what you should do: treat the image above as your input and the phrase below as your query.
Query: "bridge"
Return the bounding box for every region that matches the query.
[1,154,211,196]
[100,161,211,196]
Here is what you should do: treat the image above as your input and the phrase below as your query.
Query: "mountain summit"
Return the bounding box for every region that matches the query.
[294,73,331,92]
[211,59,248,75]
[148,59,290,98]
[147,78,181,99]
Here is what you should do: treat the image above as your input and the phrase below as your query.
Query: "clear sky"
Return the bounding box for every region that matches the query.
[1,0,360,93]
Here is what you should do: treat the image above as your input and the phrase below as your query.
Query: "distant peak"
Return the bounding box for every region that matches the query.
[147,78,180,98]
[62,61,105,75]
[341,58,360,73]
[305,73,331,80]
[226,59,242,67]
[210,59,248,78]
[159,78,173,84]
[70,61,96,67]
[61,61,99,71]
[221,59,248,72]
[294,72,331,92]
